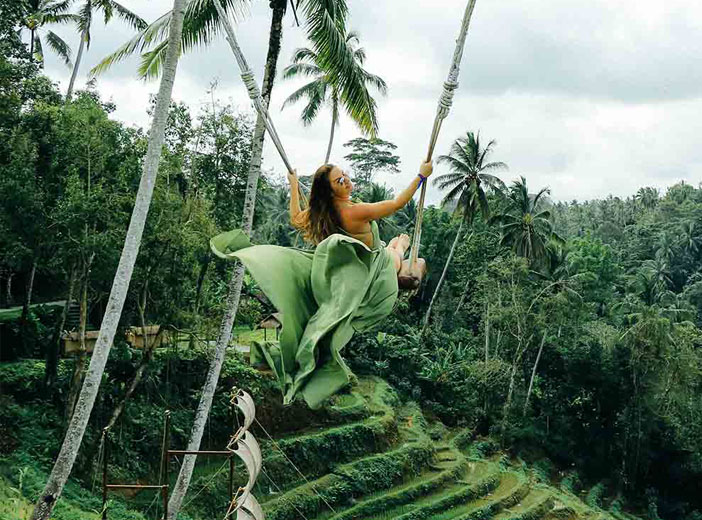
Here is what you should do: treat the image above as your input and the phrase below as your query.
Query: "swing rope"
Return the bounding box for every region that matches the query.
[212,0,294,176]
[213,0,478,268]
[408,0,478,271]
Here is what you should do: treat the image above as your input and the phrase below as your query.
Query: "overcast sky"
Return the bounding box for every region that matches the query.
[39,0,702,204]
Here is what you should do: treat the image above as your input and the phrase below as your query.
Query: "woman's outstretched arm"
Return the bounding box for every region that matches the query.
[347,161,433,222]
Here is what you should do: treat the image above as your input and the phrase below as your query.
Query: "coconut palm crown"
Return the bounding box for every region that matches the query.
[91,0,383,135]
[281,31,387,162]
[434,131,506,224]
[21,0,77,67]
[492,176,564,265]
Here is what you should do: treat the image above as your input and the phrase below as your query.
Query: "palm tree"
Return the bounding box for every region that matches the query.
[493,176,562,267]
[281,31,387,162]
[635,186,659,210]
[20,0,76,67]
[680,222,701,257]
[30,1,187,519]
[656,233,678,265]
[66,0,146,101]
[421,132,506,334]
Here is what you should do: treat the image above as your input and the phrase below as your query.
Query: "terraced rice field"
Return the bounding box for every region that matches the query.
[249,377,643,520]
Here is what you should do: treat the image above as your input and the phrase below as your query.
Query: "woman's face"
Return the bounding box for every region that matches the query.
[329,166,353,198]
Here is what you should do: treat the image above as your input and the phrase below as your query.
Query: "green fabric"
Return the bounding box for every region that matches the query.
[210,221,398,409]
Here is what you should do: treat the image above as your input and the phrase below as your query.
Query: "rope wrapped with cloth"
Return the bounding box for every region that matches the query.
[212,0,306,205]
[403,0,479,289]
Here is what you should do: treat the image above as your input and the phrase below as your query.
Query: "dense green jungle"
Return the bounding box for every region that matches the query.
[2,1,702,520]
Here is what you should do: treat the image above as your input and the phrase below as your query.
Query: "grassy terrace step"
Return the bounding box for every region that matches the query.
[547,489,615,520]
[317,445,468,520]
[494,486,554,520]
[259,378,400,492]
[262,427,434,520]
[363,461,501,520]
[427,471,529,520]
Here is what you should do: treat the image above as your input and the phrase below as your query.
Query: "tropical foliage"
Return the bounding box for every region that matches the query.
[3,4,702,520]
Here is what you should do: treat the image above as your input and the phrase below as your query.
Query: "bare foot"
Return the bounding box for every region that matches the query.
[395,234,411,255]
[388,236,400,249]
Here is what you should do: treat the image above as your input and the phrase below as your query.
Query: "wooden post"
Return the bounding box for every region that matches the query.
[162,411,171,520]
[102,429,109,520]
[228,456,234,502]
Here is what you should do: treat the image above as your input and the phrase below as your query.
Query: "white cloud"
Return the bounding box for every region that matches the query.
[37,0,702,204]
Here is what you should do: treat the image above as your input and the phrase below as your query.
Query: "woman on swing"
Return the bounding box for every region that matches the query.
[288,161,432,283]
[210,159,432,409]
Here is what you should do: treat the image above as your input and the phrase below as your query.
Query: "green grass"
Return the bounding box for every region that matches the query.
[0,474,34,520]
[428,472,527,520]
[231,326,267,346]
[0,301,64,323]
[362,463,500,520]
[494,486,553,520]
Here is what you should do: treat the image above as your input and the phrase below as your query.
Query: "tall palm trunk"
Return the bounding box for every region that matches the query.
[501,342,524,438]
[523,330,546,415]
[30,29,35,61]
[421,220,467,335]
[5,272,13,305]
[66,29,87,101]
[20,258,38,355]
[324,97,338,163]
[21,258,38,320]
[30,1,187,517]
[166,3,286,518]
[455,277,471,315]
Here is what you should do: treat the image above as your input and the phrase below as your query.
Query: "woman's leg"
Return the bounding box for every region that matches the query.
[386,234,410,273]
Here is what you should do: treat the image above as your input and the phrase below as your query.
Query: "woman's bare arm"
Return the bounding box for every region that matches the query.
[346,161,433,222]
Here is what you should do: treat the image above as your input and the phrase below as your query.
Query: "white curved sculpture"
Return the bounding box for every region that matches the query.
[225,389,264,520]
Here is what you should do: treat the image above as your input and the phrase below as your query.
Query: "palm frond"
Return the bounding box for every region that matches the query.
[77,2,92,45]
[108,0,148,31]
[289,46,317,64]
[281,79,326,111]
[302,0,379,135]
[532,186,551,208]
[362,70,387,95]
[436,154,471,176]
[440,183,465,208]
[434,172,466,191]
[300,81,326,125]
[481,160,508,171]
[90,11,170,77]
[48,0,74,15]
[92,0,250,79]
[43,12,78,24]
[281,62,322,80]
[137,39,168,79]
[45,30,72,66]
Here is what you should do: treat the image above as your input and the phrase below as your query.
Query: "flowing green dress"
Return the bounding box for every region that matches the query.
[210,221,398,409]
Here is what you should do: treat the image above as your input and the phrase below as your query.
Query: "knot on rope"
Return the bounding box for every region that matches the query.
[240,70,262,101]
[437,80,459,118]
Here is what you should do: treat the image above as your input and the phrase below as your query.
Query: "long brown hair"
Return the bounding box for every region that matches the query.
[293,164,343,245]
